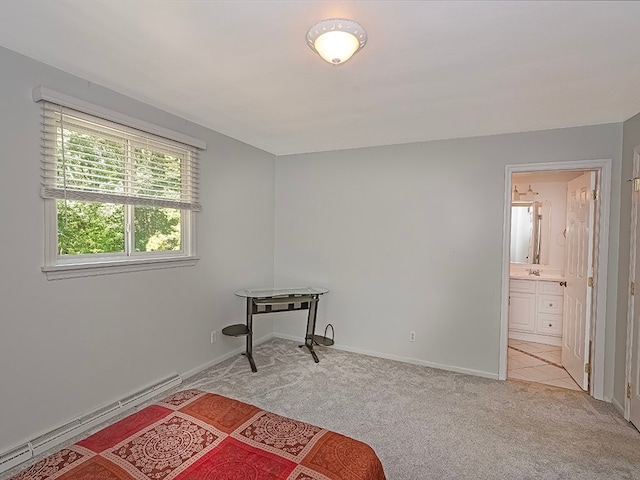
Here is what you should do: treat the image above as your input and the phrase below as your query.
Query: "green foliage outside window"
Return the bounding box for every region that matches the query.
[134,206,181,252]
[57,200,125,255]
[57,202,181,255]
[56,129,183,255]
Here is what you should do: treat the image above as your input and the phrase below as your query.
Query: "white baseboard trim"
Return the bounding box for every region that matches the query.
[0,374,182,475]
[273,333,499,380]
[611,396,626,417]
[0,333,275,475]
[508,331,562,347]
[180,333,274,380]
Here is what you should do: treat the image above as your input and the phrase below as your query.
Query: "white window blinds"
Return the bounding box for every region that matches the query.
[40,102,201,211]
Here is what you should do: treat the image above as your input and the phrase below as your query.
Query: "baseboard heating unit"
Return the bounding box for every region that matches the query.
[0,374,182,474]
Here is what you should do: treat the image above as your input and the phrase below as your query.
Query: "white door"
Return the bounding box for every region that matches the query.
[562,172,596,390]
[629,153,640,428]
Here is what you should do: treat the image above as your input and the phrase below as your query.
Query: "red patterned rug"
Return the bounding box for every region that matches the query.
[10,389,386,480]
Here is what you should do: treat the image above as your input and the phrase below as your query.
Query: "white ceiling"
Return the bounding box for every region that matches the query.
[1,1,640,156]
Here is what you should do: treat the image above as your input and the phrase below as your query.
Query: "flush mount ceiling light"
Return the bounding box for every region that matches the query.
[306,18,367,65]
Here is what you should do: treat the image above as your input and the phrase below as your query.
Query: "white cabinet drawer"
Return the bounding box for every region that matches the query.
[538,313,562,335]
[538,295,564,315]
[510,279,536,294]
[538,280,564,295]
[509,278,565,342]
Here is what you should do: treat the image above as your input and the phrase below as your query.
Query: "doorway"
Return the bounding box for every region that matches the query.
[499,159,612,401]
[507,170,592,391]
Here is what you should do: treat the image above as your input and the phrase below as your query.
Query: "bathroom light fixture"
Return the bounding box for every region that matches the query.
[306,18,367,65]
[524,185,538,201]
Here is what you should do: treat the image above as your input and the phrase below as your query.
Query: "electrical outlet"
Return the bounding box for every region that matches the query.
[210,330,217,344]
[409,331,416,342]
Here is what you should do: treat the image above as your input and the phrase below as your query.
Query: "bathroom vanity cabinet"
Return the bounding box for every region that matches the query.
[508,277,564,346]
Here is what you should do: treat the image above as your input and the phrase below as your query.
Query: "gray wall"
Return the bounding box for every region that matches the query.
[0,42,634,455]
[0,47,276,452]
[274,125,623,395]
[615,112,640,405]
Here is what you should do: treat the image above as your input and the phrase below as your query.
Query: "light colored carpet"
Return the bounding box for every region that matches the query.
[183,338,639,480]
[4,338,639,480]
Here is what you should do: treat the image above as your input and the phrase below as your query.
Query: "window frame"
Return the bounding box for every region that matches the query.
[43,202,198,280]
[35,87,204,280]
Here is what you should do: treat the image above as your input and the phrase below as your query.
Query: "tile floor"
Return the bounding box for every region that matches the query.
[508,339,583,391]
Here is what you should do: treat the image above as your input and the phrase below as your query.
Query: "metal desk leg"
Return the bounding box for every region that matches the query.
[244,297,257,372]
[301,297,320,363]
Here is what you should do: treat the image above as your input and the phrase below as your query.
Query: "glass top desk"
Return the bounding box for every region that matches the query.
[223,287,329,372]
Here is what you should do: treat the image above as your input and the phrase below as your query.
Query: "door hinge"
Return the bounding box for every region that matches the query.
[584,363,591,374]
[588,277,594,288]
[632,282,636,296]
[628,383,632,399]
[592,189,598,200]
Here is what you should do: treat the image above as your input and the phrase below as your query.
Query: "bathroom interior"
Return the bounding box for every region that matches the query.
[508,170,594,392]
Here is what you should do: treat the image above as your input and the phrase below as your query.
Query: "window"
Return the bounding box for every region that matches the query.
[38,95,203,279]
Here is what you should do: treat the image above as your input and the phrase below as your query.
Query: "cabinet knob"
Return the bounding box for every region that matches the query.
[549,323,553,327]
[560,281,567,287]
[549,303,553,307]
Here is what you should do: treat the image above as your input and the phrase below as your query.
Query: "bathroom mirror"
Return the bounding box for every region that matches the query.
[510,201,548,264]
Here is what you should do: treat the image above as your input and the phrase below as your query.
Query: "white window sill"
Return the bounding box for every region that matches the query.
[42,256,199,280]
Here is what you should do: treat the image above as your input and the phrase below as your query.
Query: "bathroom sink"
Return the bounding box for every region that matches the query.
[510,271,564,281]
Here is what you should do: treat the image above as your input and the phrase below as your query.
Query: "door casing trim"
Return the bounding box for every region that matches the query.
[500,158,612,401]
